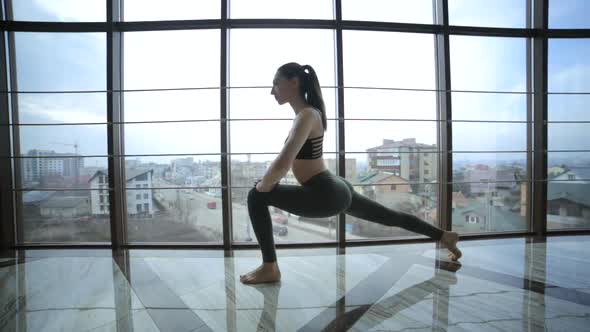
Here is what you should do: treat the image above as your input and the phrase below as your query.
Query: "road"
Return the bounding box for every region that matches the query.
[153,183,337,243]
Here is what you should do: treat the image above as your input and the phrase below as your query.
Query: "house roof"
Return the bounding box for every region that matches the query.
[359,172,406,184]
[366,139,436,152]
[452,201,525,231]
[89,169,153,183]
[23,191,55,204]
[551,167,590,181]
[547,182,590,207]
[40,196,88,209]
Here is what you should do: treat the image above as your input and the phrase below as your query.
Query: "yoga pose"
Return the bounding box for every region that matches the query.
[240,62,461,284]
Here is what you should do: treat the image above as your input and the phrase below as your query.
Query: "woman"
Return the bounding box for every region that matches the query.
[240,62,461,284]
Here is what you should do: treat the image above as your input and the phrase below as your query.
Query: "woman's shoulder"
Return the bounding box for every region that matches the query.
[297,107,323,135]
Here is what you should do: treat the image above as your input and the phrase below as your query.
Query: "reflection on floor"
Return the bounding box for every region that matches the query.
[1,236,590,331]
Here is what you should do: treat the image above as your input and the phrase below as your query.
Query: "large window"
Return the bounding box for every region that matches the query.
[229,29,336,243]
[450,36,528,233]
[14,32,109,243]
[4,0,590,248]
[343,30,438,240]
[547,39,590,229]
[123,30,222,242]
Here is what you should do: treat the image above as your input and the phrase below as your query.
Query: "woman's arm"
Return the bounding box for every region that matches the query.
[257,108,316,191]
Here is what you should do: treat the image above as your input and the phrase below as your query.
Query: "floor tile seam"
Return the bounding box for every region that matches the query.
[78,308,153,332]
[439,313,590,329]
[0,257,47,268]
[187,305,340,311]
[111,256,176,332]
[296,255,418,331]
[417,258,590,307]
[127,257,215,332]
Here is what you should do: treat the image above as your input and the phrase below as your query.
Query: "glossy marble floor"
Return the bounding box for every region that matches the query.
[1,235,590,331]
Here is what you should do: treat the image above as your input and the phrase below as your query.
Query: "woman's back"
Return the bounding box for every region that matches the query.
[291,108,327,184]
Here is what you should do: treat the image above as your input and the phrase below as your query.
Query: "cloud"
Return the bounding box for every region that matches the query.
[19,93,106,124]
[31,0,104,22]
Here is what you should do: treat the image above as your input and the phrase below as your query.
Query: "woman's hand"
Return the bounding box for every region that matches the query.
[255,179,275,192]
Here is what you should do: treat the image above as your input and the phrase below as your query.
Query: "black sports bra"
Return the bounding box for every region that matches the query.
[284,134,324,159]
[285,108,324,160]
[296,135,324,160]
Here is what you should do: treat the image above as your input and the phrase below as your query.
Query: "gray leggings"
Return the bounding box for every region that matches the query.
[247,170,444,262]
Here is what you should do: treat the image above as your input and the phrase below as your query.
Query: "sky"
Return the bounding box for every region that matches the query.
[10,0,590,172]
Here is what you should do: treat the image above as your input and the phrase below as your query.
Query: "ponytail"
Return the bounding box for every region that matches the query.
[277,62,327,132]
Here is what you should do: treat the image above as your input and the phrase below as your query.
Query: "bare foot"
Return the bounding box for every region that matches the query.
[440,231,462,261]
[240,262,281,284]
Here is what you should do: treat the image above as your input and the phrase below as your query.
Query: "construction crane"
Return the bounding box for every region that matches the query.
[49,141,81,185]
[50,141,79,155]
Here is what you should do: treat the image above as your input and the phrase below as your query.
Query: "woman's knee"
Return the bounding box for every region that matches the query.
[247,187,267,207]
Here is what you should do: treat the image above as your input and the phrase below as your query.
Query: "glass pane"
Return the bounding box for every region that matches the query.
[548,95,590,121]
[229,88,337,120]
[12,0,105,22]
[19,125,108,156]
[21,190,110,243]
[448,0,526,28]
[124,90,220,122]
[124,155,221,189]
[549,0,590,29]
[345,89,436,120]
[346,151,439,184]
[453,123,527,151]
[345,120,437,153]
[230,120,337,154]
[452,153,528,219]
[230,0,333,19]
[231,188,337,243]
[548,124,590,151]
[124,122,221,155]
[229,29,335,87]
[124,30,219,90]
[17,93,106,124]
[127,188,222,243]
[547,181,590,229]
[15,33,106,92]
[230,153,338,187]
[547,153,590,229]
[548,152,590,172]
[342,0,433,24]
[453,153,528,183]
[452,182,527,233]
[344,31,435,90]
[452,92,527,121]
[124,0,219,21]
[19,157,109,190]
[548,39,590,93]
[450,36,526,92]
[346,183,438,240]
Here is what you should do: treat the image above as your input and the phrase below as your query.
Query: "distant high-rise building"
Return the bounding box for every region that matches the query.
[22,149,83,183]
[366,138,437,182]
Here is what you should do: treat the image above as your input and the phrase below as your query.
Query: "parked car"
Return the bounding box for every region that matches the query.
[272,214,288,225]
[272,224,288,236]
[207,201,216,209]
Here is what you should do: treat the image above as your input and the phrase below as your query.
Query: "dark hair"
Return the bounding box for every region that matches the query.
[277,62,327,132]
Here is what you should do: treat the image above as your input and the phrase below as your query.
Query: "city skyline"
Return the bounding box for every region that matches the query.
[6,0,590,243]
[11,1,590,169]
